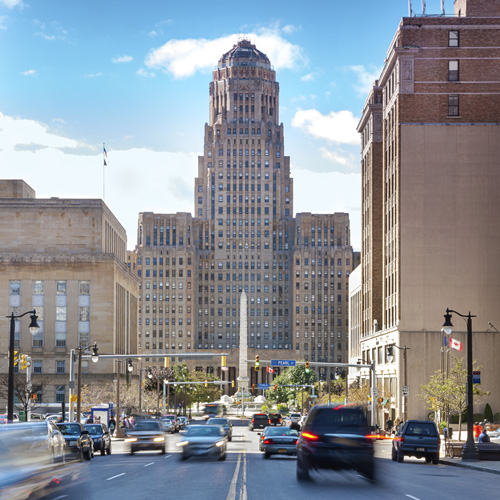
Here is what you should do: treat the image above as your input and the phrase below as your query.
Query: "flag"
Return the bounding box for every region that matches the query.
[449,337,463,351]
[104,158,107,166]
[103,144,108,157]
[267,366,274,374]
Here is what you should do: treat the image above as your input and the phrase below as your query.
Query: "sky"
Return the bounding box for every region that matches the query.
[0,0,455,251]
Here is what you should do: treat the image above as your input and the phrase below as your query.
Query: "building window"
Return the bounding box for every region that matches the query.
[448,30,459,47]
[448,95,459,116]
[33,280,43,295]
[56,360,65,374]
[10,280,21,295]
[448,60,459,81]
[55,385,65,403]
[33,360,42,374]
[56,281,67,295]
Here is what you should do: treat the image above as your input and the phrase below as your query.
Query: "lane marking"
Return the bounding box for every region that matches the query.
[164,454,172,459]
[225,452,242,500]
[239,450,247,500]
[144,462,155,467]
[106,473,126,481]
[406,495,422,500]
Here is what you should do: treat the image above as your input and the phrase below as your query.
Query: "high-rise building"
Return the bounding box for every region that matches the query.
[0,180,139,410]
[355,0,500,423]
[132,40,356,390]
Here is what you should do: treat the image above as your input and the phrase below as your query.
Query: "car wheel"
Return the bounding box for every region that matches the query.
[425,456,431,463]
[181,452,188,461]
[106,443,112,455]
[160,446,166,455]
[130,448,135,455]
[264,452,270,459]
[397,450,404,463]
[84,447,92,461]
[391,449,397,461]
[432,454,439,465]
[296,455,310,481]
[219,451,226,461]
[101,443,106,456]
[228,436,232,442]
[360,462,376,482]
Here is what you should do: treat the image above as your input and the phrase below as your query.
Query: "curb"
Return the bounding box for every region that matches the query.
[439,459,500,475]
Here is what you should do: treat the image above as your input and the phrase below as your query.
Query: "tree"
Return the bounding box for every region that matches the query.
[265,364,317,408]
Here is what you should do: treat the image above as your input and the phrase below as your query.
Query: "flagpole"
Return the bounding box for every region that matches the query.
[103,143,106,201]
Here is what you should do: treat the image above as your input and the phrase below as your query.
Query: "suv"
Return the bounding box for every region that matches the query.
[296,404,375,482]
[392,420,440,464]
[268,413,282,426]
[249,413,270,431]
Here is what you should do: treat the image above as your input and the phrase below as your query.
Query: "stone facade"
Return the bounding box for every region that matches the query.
[131,41,355,391]
[0,180,139,407]
[355,0,500,425]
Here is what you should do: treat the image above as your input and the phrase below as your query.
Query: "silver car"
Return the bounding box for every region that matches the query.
[177,425,227,461]
[258,426,299,458]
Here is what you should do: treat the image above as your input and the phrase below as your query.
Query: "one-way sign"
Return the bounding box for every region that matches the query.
[271,359,296,367]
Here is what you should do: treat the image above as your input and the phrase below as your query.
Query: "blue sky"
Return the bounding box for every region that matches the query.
[0,0,455,250]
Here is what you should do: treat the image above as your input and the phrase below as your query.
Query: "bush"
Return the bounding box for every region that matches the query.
[484,403,494,422]
[493,413,500,424]
[473,413,484,423]
[277,403,288,413]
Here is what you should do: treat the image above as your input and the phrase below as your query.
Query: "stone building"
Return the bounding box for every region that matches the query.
[355,0,500,424]
[132,40,355,391]
[0,180,139,408]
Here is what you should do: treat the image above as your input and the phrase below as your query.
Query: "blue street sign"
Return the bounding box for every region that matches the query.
[473,371,481,384]
[271,359,296,367]
[258,383,270,389]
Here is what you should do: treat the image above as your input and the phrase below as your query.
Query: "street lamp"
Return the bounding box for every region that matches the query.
[76,342,99,423]
[7,310,39,422]
[442,308,479,461]
[386,344,409,423]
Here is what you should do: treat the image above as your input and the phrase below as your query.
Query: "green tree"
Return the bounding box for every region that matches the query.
[265,364,317,408]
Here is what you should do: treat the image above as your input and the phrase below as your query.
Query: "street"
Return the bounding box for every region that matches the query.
[23,419,498,500]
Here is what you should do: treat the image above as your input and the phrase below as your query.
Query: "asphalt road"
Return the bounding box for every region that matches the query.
[17,420,500,500]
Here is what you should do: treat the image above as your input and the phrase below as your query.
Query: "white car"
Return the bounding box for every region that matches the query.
[299,415,308,429]
[289,413,301,424]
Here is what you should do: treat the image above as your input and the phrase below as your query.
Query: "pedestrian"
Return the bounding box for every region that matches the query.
[86,416,94,424]
[109,416,116,434]
[385,418,394,434]
[478,426,490,443]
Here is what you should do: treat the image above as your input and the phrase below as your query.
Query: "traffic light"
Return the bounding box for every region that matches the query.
[254,355,260,371]
[273,384,278,391]
[13,351,19,366]
[164,357,170,368]
[252,384,255,393]
[221,355,227,367]
[205,380,208,388]
[377,397,383,404]
[21,355,31,370]
[231,380,235,388]
[305,361,310,373]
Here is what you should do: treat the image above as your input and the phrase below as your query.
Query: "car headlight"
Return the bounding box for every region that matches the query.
[153,437,165,442]
[215,440,225,448]
[176,440,189,447]
[124,437,137,443]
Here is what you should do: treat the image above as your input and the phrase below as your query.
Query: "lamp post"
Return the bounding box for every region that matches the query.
[7,310,39,422]
[76,343,99,423]
[386,345,409,423]
[442,308,479,461]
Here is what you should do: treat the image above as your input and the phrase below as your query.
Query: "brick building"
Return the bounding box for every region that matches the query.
[355,0,500,424]
[131,41,356,390]
[0,180,139,408]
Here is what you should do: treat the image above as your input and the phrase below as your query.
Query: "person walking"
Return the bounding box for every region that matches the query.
[109,416,116,435]
[478,426,490,443]
[473,421,482,442]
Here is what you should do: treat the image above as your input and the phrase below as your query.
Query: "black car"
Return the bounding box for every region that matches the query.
[84,423,112,455]
[392,420,440,464]
[55,422,94,461]
[296,404,375,482]
[249,413,270,431]
[268,413,283,426]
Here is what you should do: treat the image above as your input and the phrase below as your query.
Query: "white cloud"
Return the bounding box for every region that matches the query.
[348,64,382,96]
[112,55,133,64]
[301,72,316,82]
[21,69,36,76]
[84,72,103,78]
[136,68,155,78]
[0,113,197,249]
[145,27,305,79]
[0,16,7,30]
[0,0,23,8]
[292,108,360,145]
[319,147,350,166]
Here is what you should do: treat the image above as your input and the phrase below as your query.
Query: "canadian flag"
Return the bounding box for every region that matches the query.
[449,337,463,351]
[267,366,275,374]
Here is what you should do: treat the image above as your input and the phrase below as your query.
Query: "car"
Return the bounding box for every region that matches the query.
[258,426,299,458]
[249,413,270,431]
[161,414,179,432]
[160,417,176,433]
[289,413,301,424]
[124,419,167,455]
[55,422,94,461]
[206,417,233,441]
[299,415,308,429]
[268,413,283,426]
[0,421,66,464]
[392,420,440,464]
[0,413,19,424]
[84,423,112,455]
[177,416,189,429]
[177,424,227,461]
[296,404,375,482]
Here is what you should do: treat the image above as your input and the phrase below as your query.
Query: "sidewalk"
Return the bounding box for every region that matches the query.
[439,455,500,475]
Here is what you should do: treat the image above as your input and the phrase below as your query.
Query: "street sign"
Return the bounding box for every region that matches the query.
[402,385,410,396]
[271,359,296,367]
[309,395,318,398]
[373,387,378,396]
[258,383,270,389]
[473,371,481,384]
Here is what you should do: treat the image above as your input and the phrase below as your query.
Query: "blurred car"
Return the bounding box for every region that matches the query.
[289,413,301,424]
[125,419,167,455]
[177,416,188,429]
[299,415,308,429]
[296,404,375,482]
[268,413,283,426]
[258,426,299,458]
[177,424,227,461]
[0,413,19,424]
[161,414,179,432]
[160,417,176,433]
[0,421,66,464]
[392,420,440,464]
[55,422,94,461]
[249,413,270,431]
[206,417,233,441]
[83,423,112,455]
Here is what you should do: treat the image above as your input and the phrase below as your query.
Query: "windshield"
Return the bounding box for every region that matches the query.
[207,419,227,425]
[57,424,81,436]
[84,425,103,434]
[187,426,222,437]
[265,428,298,436]
[310,409,368,428]
[134,421,161,431]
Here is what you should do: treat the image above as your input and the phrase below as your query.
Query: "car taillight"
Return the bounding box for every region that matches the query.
[393,436,404,443]
[264,439,272,444]
[301,432,319,441]
[292,439,298,444]
[252,419,255,423]
[268,419,271,424]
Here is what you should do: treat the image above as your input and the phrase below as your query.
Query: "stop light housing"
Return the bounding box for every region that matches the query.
[273,384,278,391]
[231,380,235,388]
[21,354,31,370]
[13,351,19,366]
[378,397,383,404]
[205,380,208,387]
[254,355,260,371]
[221,355,227,367]
[305,361,310,373]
